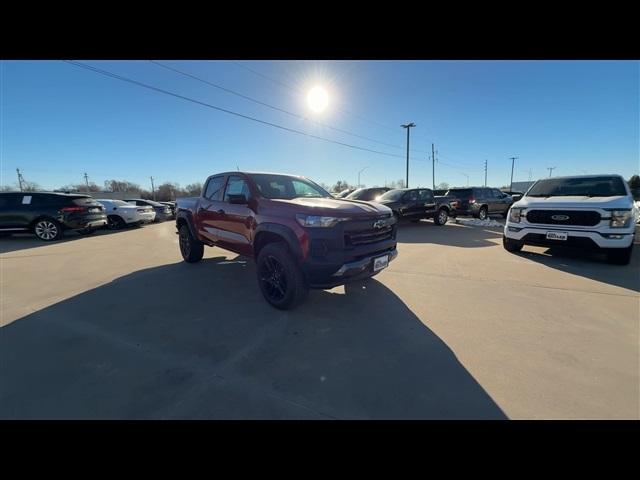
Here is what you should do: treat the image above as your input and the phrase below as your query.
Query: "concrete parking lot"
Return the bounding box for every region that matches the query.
[1,220,638,419]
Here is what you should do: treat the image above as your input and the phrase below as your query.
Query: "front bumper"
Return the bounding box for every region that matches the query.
[303,246,398,289]
[504,224,635,249]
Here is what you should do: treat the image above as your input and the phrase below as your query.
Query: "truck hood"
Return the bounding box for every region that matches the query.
[514,195,632,209]
[270,197,392,216]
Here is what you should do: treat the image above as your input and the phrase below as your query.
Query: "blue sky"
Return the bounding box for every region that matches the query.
[1,60,638,191]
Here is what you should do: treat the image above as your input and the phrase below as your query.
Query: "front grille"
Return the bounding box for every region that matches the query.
[525,209,601,226]
[345,226,393,246]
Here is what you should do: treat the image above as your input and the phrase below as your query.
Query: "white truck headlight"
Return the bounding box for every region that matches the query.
[509,207,522,223]
[610,210,631,228]
[295,214,344,228]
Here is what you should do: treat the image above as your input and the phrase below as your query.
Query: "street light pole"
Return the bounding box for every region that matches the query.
[509,156,519,192]
[401,123,416,188]
[357,166,369,188]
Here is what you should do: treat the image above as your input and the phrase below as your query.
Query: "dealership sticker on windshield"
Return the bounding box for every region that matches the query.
[546,231,568,241]
[373,255,389,272]
[22,196,32,204]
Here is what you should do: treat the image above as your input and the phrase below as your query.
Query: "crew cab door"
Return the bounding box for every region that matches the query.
[196,175,227,243]
[419,189,437,217]
[400,190,421,217]
[215,175,254,256]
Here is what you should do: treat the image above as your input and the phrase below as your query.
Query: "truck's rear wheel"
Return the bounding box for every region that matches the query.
[179,224,204,263]
[605,244,633,265]
[257,242,308,310]
[434,208,448,225]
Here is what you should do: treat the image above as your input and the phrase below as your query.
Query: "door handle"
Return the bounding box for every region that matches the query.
[216,209,225,215]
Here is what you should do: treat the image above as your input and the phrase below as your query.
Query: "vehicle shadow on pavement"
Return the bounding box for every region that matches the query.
[516,246,640,293]
[0,226,144,255]
[0,256,507,420]
[396,220,503,248]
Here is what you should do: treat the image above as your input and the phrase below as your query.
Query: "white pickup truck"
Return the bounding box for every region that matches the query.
[503,174,638,265]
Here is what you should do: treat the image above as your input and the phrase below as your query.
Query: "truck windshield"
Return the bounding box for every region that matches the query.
[526,176,627,197]
[378,190,406,202]
[249,174,331,200]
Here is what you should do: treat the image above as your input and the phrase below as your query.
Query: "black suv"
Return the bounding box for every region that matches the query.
[446,187,513,220]
[0,192,107,241]
[376,188,453,225]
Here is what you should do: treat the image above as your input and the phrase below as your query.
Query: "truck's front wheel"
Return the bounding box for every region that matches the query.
[605,244,634,265]
[257,242,308,310]
[179,224,204,263]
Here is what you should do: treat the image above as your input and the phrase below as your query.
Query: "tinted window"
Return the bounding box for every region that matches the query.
[403,190,419,202]
[418,190,434,201]
[527,176,627,197]
[0,194,20,208]
[30,194,63,206]
[445,189,473,198]
[224,176,250,202]
[492,189,505,199]
[204,176,225,201]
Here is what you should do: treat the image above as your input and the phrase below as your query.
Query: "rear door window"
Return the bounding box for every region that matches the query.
[204,176,226,201]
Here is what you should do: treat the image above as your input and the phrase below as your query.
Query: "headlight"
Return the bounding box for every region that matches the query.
[610,210,631,228]
[295,214,344,228]
[509,207,522,223]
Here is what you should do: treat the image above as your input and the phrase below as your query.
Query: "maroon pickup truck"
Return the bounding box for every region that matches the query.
[176,172,398,309]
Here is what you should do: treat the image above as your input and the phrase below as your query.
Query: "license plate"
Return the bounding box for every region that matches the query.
[373,255,389,272]
[546,231,568,241]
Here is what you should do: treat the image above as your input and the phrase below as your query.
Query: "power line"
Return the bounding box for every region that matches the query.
[150,60,416,154]
[64,60,419,162]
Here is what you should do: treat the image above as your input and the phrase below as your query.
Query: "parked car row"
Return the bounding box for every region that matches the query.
[0,192,178,241]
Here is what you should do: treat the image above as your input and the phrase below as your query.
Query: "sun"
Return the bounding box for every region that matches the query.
[306,85,329,113]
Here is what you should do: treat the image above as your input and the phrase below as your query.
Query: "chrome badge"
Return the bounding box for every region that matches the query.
[551,214,570,221]
[373,219,386,229]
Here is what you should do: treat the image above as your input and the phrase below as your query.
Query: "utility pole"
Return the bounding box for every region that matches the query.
[528,169,532,181]
[431,143,436,190]
[84,172,90,192]
[16,168,24,192]
[150,176,155,201]
[461,173,469,187]
[357,166,369,188]
[401,123,416,188]
[509,156,519,192]
[547,167,556,177]
[484,160,488,187]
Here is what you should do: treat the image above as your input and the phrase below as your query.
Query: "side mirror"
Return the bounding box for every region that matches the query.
[228,194,248,205]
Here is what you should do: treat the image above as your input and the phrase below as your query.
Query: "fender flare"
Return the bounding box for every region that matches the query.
[176,211,198,239]
[253,223,303,261]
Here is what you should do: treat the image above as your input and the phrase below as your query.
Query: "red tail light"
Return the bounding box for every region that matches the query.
[61,206,86,213]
